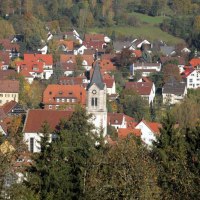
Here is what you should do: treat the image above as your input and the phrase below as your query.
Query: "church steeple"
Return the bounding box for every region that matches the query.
[87,61,104,90]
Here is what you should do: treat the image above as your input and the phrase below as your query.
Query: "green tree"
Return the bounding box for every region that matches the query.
[0,19,15,39]
[153,112,194,199]
[120,89,150,121]
[86,136,161,199]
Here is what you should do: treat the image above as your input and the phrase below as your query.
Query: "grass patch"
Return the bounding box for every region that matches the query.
[128,12,166,25]
[88,25,183,44]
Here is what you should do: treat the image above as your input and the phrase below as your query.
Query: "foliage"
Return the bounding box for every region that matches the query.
[28,107,96,200]
[120,89,150,121]
[86,137,161,199]
[0,19,15,39]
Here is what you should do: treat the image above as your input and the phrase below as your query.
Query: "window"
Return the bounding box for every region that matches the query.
[0,94,2,97]
[91,97,98,106]
[62,98,65,102]
[67,99,70,102]
[49,105,52,109]
[189,79,193,82]
[30,138,34,153]
[56,98,60,102]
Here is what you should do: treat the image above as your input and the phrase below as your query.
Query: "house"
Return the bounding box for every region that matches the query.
[0,39,20,58]
[84,33,110,43]
[181,67,200,89]
[59,76,88,88]
[0,51,10,70]
[0,80,19,105]
[132,39,151,49]
[99,59,116,72]
[83,41,107,52]
[0,70,17,80]
[23,109,73,152]
[107,113,135,129]
[17,54,53,82]
[160,56,185,73]
[0,100,26,120]
[189,58,200,68]
[63,29,83,44]
[130,62,161,76]
[74,45,87,55]
[125,82,155,104]
[118,127,141,139]
[38,45,48,54]
[103,73,116,95]
[57,40,74,52]
[61,62,77,76]
[162,77,187,105]
[160,45,176,56]
[134,120,161,146]
[113,41,132,52]
[43,84,86,110]
[60,54,94,70]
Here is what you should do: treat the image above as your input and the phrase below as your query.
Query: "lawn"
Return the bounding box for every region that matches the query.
[88,12,183,44]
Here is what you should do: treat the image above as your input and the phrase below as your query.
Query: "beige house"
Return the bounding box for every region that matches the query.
[0,80,19,105]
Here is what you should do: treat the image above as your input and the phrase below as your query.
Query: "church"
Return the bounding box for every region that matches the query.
[86,61,107,136]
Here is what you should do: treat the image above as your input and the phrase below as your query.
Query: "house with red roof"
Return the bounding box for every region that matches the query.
[134,120,161,146]
[57,40,74,52]
[0,51,10,70]
[181,67,200,89]
[125,82,155,104]
[23,109,73,152]
[43,84,86,110]
[98,59,116,72]
[103,73,116,95]
[118,128,141,139]
[107,113,135,129]
[16,54,53,83]
[0,80,19,106]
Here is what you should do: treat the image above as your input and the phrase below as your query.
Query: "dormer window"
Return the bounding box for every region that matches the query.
[114,120,118,124]
[49,91,52,95]
[69,92,73,95]
[59,91,63,95]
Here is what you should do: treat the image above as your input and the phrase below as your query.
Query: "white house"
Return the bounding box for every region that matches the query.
[182,68,200,89]
[135,120,161,146]
[162,77,187,105]
[74,45,87,55]
[125,82,156,104]
[23,110,72,153]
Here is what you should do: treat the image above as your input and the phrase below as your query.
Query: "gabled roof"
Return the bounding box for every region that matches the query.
[87,61,105,90]
[137,120,161,134]
[84,34,105,42]
[98,59,116,72]
[0,39,20,51]
[0,70,17,79]
[125,82,153,96]
[189,58,200,67]
[1,100,17,115]
[118,128,141,139]
[181,67,195,78]
[163,76,186,95]
[43,85,86,105]
[23,54,53,65]
[0,80,19,93]
[108,113,124,125]
[61,62,77,71]
[23,109,73,133]
[160,56,185,65]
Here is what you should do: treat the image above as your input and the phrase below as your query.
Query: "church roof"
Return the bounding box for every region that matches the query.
[87,61,104,90]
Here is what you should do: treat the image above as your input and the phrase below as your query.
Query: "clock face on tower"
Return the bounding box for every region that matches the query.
[92,90,97,94]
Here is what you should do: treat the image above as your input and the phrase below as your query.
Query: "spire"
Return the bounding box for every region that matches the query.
[87,61,104,90]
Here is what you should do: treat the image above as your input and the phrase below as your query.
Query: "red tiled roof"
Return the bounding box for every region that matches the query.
[83,41,106,50]
[181,67,195,78]
[0,80,19,93]
[107,113,124,125]
[0,70,17,79]
[57,40,74,51]
[61,63,77,71]
[1,100,17,114]
[60,54,76,63]
[160,56,185,65]
[24,54,53,65]
[84,34,105,42]
[132,50,142,58]
[0,51,10,65]
[118,128,141,139]
[98,59,116,72]
[23,109,73,133]
[43,85,86,105]
[104,78,114,88]
[59,76,87,87]
[125,82,153,95]
[189,58,200,67]
[0,39,20,51]
[82,55,94,66]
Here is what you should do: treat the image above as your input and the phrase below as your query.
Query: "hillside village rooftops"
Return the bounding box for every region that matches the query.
[23,54,53,65]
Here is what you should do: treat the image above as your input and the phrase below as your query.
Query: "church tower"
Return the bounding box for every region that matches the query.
[86,61,107,136]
